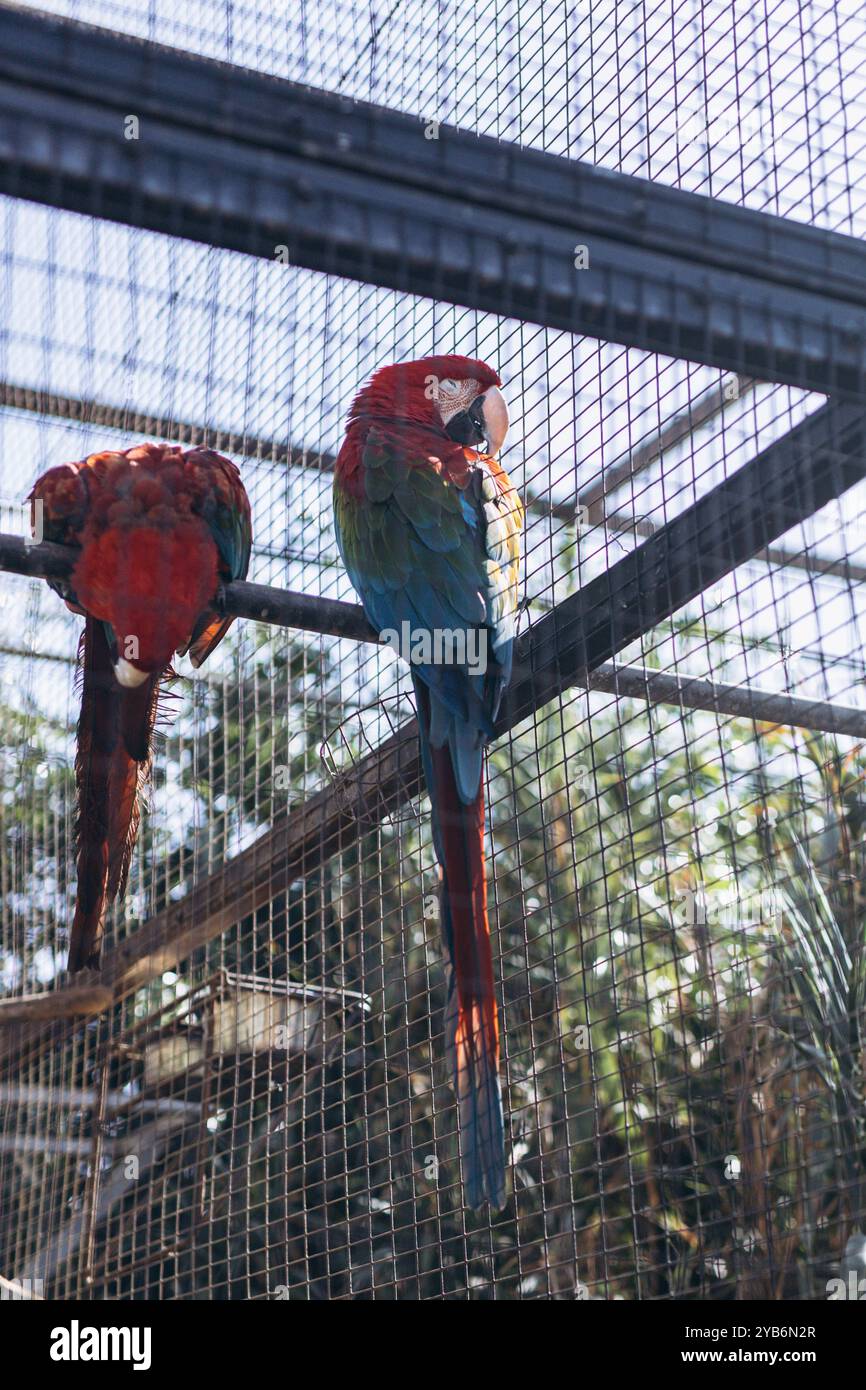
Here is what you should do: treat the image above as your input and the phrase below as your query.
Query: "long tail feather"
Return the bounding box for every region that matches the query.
[108,668,161,903]
[68,617,159,972]
[415,679,505,1210]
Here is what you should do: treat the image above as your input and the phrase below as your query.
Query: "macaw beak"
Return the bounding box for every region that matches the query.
[445,385,509,455]
[114,657,150,688]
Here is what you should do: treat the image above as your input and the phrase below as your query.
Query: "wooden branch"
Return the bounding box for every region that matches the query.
[0,983,113,1024]
[0,724,422,1071]
[103,721,422,997]
[0,533,76,582]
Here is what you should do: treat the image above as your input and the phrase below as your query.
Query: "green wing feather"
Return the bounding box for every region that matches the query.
[181,449,252,667]
[334,426,522,723]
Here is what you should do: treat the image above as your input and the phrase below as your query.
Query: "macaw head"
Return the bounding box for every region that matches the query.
[348,354,510,456]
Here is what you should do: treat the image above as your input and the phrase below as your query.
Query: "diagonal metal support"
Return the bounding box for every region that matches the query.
[0,9,865,396]
[503,400,866,728]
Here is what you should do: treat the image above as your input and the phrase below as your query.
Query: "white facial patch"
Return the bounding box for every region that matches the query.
[435,377,480,425]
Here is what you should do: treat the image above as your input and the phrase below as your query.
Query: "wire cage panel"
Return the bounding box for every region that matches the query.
[1,1,866,1303]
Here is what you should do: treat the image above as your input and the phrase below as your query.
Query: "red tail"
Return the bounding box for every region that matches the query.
[429,737,505,1210]
[68,617,160,972]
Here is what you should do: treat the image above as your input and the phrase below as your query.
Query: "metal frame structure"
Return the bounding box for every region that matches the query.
[1,5,866,1303]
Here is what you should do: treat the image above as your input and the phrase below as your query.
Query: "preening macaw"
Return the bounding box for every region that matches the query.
[333,355,523,1209]
[30,444,251,973]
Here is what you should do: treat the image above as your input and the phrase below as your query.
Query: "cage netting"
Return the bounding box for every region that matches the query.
[0,0,865,1301]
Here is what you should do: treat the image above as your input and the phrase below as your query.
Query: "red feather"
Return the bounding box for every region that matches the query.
[68,618,161,971]
[417,684,505,1210]
[31,443,251,971]
[336,355,501,499]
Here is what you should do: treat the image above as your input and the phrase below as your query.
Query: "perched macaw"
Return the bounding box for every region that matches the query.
[333,354,523,1209]
[30,443,252,972]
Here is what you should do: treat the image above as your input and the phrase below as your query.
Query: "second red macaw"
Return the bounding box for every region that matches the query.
[31,444,252,972]
[333,354,523,1209]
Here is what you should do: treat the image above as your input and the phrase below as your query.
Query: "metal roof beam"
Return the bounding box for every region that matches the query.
[0,9,864,396]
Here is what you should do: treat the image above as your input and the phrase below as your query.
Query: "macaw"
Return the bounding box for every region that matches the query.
[30,443,252,973]
[333,354,523,1209]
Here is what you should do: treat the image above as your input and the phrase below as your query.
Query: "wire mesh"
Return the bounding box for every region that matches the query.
[0,0,865,1301]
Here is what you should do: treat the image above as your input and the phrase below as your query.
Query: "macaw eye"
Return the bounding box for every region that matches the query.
[439,378,459,393]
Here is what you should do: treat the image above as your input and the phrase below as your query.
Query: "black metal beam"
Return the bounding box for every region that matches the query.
[0,8,864,397]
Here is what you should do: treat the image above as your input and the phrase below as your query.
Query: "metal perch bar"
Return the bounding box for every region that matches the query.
[0,532,379,644]
[4,395,866,746]
[585,664,866,738]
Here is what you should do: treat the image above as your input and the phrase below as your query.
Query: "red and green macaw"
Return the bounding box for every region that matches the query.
[333,354,523,1209]
[30,443,252,973]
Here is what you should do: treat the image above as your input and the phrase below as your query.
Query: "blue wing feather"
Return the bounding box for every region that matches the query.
[334,428,522,803]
